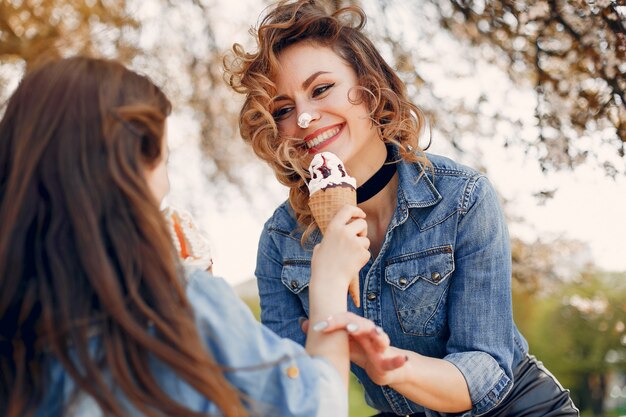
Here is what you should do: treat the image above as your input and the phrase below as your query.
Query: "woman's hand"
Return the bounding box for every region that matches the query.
[303,313,409,385]
[310,205,370,291]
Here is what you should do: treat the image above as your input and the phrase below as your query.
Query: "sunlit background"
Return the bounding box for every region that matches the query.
[1,0,625,415]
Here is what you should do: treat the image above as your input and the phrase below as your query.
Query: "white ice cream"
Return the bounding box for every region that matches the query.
[163,207,213,272]
[307,152,356,195]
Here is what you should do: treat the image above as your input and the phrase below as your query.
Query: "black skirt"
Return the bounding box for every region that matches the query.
[371,355,578,417]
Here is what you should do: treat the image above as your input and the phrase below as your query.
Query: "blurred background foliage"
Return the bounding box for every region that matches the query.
[430,0,626,175]
[1,0,624,181]
[512,268,626,416]
[2,0,625,415]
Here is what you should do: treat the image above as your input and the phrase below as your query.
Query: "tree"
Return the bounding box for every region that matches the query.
[437,0,625,176]
[364,0,625,176]
[0,0,139,65]
[0,0,249,189]
[523,272,626,414]
[2,0,625,186]
[510,236,591,295]
[506,235,623,414]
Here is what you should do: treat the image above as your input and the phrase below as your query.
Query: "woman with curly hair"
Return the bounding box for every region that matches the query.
[0,56,404,417]
[225,1,578,416]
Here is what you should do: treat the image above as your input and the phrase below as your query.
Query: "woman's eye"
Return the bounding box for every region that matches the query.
[272,106,293,121]
[312,83,334,98]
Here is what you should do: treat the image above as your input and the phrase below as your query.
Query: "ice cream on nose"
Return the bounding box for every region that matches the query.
[298,112,313,128]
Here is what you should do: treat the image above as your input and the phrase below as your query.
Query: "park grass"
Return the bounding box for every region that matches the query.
[349,374,377,416]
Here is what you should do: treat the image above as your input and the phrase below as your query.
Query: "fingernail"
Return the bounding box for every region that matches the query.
[374,326,384,335]
[312,321,329,332]
[297,317,307,327]
[346,323,359,333]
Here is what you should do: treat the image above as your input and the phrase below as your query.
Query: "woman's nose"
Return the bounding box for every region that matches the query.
[297,110,320,129]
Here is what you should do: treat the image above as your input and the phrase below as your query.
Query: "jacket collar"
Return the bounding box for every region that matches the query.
[394,149,442,209]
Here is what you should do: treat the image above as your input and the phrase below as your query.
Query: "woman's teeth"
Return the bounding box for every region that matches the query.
[306,126,340,149]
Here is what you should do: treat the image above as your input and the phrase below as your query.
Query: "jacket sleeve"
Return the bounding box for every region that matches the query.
[185,269,346,417]
[256,219,308,346]
[442,176,515,415]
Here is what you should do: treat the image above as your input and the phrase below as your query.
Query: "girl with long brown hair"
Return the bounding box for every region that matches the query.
[225,1,579,416]
[0,56,404,417]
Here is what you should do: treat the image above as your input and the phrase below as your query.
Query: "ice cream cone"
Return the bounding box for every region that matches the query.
[163,207,214,272]
[309,186,361,307]
[308,186,356,231]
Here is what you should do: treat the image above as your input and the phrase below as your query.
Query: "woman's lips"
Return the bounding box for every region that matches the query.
[304,123,344,153]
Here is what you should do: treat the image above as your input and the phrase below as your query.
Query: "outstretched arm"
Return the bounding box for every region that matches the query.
[305,205,371,387]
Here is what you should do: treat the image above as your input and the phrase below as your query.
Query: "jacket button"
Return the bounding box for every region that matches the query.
[290,280,298,289]
[367,292,377,301]
[431,272,441,282]
[398,277,408,286]
[286,365,300,378]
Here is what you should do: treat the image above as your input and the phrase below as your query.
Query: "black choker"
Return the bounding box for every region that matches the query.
[356,144,397,204]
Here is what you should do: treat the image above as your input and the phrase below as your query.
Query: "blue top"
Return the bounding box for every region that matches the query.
[256,152,529,416]
[36,268,346,417]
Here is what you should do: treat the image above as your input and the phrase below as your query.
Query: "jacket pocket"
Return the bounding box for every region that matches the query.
[384,245,454,336]
[281,260,311,313]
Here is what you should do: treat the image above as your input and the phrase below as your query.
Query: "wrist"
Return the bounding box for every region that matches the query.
[308,277,348,319]
[309,268,351,292]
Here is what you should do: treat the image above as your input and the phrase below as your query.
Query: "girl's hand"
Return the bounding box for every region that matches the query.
[303,312,409,385]
[310,205,370,290]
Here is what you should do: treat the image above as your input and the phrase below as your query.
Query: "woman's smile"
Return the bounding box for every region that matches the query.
[304,123,344,153]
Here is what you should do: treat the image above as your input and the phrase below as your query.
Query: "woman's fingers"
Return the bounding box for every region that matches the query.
[365,326,390,353]
[381,353,409,372]
[345,218,368,240]
[314,312,375,332]
[299,317,309,333]
[326,206,368,241]
[327,204,366,229]
[307,312,408,375]
[313,313,389,351]
[312,205,370,280]
[359,236,370,250]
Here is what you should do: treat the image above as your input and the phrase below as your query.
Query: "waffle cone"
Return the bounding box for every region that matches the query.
[308,186,361,307]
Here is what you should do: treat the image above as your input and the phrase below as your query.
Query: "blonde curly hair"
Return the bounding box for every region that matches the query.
[225,0,430,242]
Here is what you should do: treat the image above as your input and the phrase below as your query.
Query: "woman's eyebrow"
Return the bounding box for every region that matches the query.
[302,71,329,89]
[272,71,331,102]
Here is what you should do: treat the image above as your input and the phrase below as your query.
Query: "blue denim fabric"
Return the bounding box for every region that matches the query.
[36,268,342,417]
[256,152,530,416]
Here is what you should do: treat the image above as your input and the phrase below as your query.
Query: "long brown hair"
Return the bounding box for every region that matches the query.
[0,57,246,417]
[225,0,430,239]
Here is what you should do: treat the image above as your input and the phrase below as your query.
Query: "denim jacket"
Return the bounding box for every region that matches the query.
[256,152,529,416]
[36,268,346,417]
